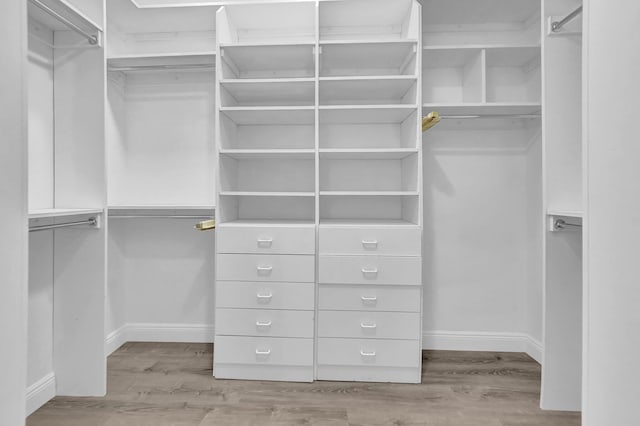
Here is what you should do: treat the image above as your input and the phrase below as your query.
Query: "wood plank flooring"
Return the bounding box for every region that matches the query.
[28,343,581,426]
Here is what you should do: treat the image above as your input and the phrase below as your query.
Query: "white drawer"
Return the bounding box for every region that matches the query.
[319,285,420,312]
[217,225,315,254]
[319,226,421,256]
[217,254,315,283]
[317,338,420,368]
[318,311,420,340]
[216,309,314,338]
[319,256,421,285]
[217,281,314,310]
[214,336,313,367]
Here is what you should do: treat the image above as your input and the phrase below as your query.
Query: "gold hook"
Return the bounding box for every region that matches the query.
[194,219,216,231]
[422,111,441,132]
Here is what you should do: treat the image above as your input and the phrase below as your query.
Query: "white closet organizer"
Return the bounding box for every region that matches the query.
[26,0,106,415]
[105,0,217,361]
[213,0,423,384]
[540,0,583,412]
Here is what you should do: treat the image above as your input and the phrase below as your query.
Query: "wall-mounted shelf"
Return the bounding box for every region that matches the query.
[29,208,104,220]
[220,79,315,107]
[319,148,419,160]
[320,105,417,124]
[547,210,583,219]
[220,149,315,160]
[221,107,315,125]
[107,53,216,72]
[422,102,542,116]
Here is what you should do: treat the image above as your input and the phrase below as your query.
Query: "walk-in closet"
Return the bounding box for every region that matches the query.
[2,0,639,425]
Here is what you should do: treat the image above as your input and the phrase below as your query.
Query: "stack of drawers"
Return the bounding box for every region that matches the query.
[214,224,316,382]
[317,226,422,383]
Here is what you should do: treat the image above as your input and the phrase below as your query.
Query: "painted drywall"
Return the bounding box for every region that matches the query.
[0,1,28,424]
[583,0,640,424]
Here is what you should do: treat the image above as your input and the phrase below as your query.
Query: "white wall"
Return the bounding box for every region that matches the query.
[107,220,215,349]
[583,0,640,424]
[0,1,28,424]
[422,122,540,354]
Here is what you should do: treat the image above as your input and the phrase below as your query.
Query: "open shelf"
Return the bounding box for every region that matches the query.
[319,219,420,228]
[220,149,315,160]
[220,112,314,150]
[28,0,103,44]
[28,208,104,220]
[320,0,419,42]
[320,191,419,196]
[218,194,315,223]
[320,105,417,124]
[320,41,418,77]
[220,191,315,197]
[486,47,541,103]
[320,193,420,225]
[320,148,419,160]
[221,107,315,125]
[422,102,542,116]
[108,206,214,219]
[219,44,316,79]
[107,53,215,72]
[220,79,315,107]
[423,48,484,103]
[320,76,417,105]
[547,210,583,219]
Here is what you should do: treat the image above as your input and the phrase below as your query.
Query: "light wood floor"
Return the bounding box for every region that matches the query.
[28,343,581,426]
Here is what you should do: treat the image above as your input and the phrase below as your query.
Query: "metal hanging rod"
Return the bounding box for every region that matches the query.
[108,64,215,73]
[29,217,98,233]
[553,218,582,231]
[29,0,99,45]
[441,114,541,119]
[551,6,583,32]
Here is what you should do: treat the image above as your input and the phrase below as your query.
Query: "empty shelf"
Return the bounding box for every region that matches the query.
[29,208,103,219]
[320,105,417,124]
[319,148,418,160]
[221,107,315,125]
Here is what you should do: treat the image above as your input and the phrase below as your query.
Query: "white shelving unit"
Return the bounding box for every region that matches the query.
[26,0,107,415]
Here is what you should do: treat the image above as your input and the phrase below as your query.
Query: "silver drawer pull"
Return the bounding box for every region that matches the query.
[361,267,378,275]
[360,322,377,329]
[256,321,272,327]
[257,237,273,246]
[361,295,377,303]
[361,240,378,249]
[360,350,376,357]
[257,265,273,274]
[255,349,271,356]
[256,293,273,301]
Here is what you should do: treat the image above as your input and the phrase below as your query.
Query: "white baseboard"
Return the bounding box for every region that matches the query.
[423,331,543,363]
[107,323,215,349]
[105,324,129,356]
[26,372,55,417]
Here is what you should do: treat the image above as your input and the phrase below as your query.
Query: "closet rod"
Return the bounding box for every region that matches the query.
[551,6,583,32]
[554,219,582,230]
[29,0,99,45]
[29,217,98,232]
[108,64,215,72]
[440,114,541,119]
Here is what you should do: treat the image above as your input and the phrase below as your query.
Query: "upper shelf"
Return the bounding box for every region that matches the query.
[422,102,542,116]
[320,105,417,124]
[29,208,104,220]
[28,0,103,46]
[220,44,315,79]
[320,41,418,77]
[107,53,215,72]
[220,79,315,107]
[320,76,418,106]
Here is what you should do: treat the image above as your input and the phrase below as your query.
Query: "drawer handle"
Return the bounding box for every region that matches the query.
[256,293,273,301]
[257,265,273,274]
[256,321,272,328]
[361,295,377,303]
[362,240,379,249]
[360,350,376,357]
[360,322,377,329]
[255,349,271,356]
[361,267,378,275]
[257,237,273,246]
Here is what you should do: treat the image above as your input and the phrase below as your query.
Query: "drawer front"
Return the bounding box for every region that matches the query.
[217,225,315,254]
[317,338,420,368]
[318,311,420,340]
[216,309,314,338]
[217,254,315,283]
[320,227,421,256]
[319,256,421,285]
[214,336,313,367]
[217,281,314,310]
[319,285,420,312]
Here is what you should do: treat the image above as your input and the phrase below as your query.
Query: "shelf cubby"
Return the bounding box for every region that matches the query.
[220,110,314,150]
[485,47,541,103]
[422,48,484,103]
[220,79,315,107]
[320,76,417,105]
[218,194,315,223]
[320,155,419,193]
[220,156,315,194]
[219,44,316,79]
[320,194,420,225]
[320,42,418,77]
